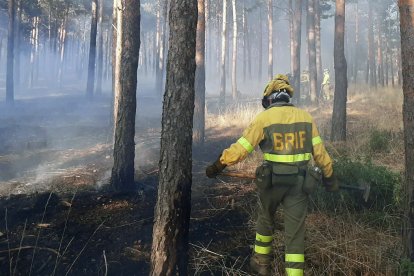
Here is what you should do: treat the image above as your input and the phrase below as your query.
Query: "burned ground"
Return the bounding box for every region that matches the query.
[0,89,403,275]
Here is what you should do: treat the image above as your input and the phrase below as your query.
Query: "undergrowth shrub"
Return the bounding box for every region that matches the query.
[369,129,392,153]
[310,158,402,213]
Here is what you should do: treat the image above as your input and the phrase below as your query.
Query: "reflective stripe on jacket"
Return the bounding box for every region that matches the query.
[220,103,333,178]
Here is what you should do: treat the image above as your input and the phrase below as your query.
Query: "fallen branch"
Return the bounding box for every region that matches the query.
[0,245,60,256]
[190,243,224,258]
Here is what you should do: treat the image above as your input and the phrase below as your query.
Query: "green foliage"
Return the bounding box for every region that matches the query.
[310,158,402,213]
[399,259,414,276]
[368,129,392,153]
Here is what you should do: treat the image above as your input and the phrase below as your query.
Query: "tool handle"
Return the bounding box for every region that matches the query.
[338,184,364,191]
[219,172,256,180]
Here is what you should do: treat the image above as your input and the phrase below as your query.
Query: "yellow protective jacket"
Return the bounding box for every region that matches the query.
[322,73,330,86]
[220,103,333,178]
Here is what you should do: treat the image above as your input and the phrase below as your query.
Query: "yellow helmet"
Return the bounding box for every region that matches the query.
[263,74,294,98]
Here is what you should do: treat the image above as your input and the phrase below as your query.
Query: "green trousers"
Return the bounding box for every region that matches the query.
[253,174,308,276]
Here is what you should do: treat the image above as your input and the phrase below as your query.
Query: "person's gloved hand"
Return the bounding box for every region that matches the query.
[323,173,339,192]
[206,158,227,178]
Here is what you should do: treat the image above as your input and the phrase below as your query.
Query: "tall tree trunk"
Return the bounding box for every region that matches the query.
[291,0,302,103]
[289,0,293,73]
[86,0,99,98]
[58,13,68,86]
[258,6,263,81]
[307,0,317,103]
[354,0,359,86]
[0,33,3,69]
[155,0,168,95]
[110,0,140,191]
[194,0,206,146]
[150,0,197,274]
[232,0,238,99]
[391,51,395,87]
[6,0,15,104]
[14,0,21,87]
[96,0,104,95]
[399,0,414,262]
[243,2,247,81]
[315,0,322,96]
[268,0,273,80]
[377,18,385,87]
[331,0,347,142]
[219,0,228,106]
[368,3,376,89]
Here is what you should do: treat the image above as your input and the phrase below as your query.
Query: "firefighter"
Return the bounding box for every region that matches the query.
[322,69,331,101]
[205,74,338,276]
[300,70,310,102]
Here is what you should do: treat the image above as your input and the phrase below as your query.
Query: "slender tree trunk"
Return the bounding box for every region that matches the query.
[15,0,21,88]
[150,0,197,274]
[291,0,302,103]
[268,0,273,80]
[232,0,238,99]
[331,0,347,142]
[377,18,385,87]
[96,0,104,95]
[86,0,99,98]
[246,7,252,79]
[194,0,206,146]
[219,0,228,106]
[110,0,140,191]
[243,2,246,81]
[315,0,322,97]
[307,0,317,103]
[6,0,15,104]
[289,0,293,73]
[368,3,376,89]
[354,0,359,86]
[58,13,68,86]
[399,0,414,262]
[0,33,3,69]
[391,51,395,87]
[258,6,263,81]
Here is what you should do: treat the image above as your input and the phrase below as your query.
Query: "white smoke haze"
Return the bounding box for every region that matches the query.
[0,0,401,195]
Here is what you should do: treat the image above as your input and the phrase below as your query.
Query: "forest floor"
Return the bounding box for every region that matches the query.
[0,86,404,275]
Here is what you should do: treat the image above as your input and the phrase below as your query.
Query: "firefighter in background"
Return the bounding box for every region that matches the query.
[322,69,332,101]
[300,70,310,103]
[205,74,338,276]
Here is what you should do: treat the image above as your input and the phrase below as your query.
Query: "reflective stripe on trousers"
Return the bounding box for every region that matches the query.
[285,253,304,276]
[254,233,273,255]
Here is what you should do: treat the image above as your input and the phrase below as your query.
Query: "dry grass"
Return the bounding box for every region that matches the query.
[206,86,404,173]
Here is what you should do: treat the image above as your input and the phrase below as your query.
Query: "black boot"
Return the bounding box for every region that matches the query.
[249,253,272,276]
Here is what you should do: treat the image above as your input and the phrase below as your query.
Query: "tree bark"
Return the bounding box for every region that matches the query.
[307,0,317,103]
[58,13,68,87]
[15,0,21,87]
[219,0,228,106]
[110,0,140,192]
[96,0,104,95]
[194,0,206,146]
[368,2,376,89]
[377,17,385,87]
[86,0,99,99]
[6,0,15,104]
[150,0,197,275]
[291,0,302,103]
[399,0,414,261]
[315,0,322,96]
[231,0,238,99]
[268,0,273,80]
[354,0,359,86]
[257,7,262,81]
[331,0,347,142]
